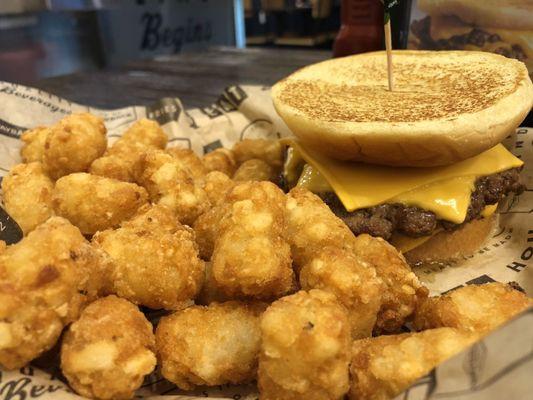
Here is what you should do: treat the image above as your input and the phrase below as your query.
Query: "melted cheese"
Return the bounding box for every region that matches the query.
[284,139,522,224]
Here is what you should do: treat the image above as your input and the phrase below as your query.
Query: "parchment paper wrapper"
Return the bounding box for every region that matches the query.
[0,82,531,399]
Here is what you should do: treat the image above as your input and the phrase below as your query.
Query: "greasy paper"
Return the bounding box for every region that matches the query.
[0,82,531,399]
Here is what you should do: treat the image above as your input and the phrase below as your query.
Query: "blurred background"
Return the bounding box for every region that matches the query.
[0,0,531,84]
[0,0,411,83]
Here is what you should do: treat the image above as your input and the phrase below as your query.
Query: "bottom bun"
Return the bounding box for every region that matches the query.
[404,215,498,267]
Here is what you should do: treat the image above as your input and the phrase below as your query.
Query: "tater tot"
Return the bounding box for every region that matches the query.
[20,126,50,163]
[299,246,383,339]
[349,328,477,400]
[0,217,107,369]
[52,173,148,235]
[136,149,209,226]
[93,205,205,310]
[285,188,358,271]
[212,181,294,300]
[1,162,53,234]
[61,296,156,400]
[200,171,235,206]
[167,147,207,179]
[350,234,428,334]
[285,189,427,334]
[90,119,167,182]
[42,113,107,180]
[258,289,351,400]
[232,139,284,168]
[413,283,531,334]
[233,158,276,182]
[202,148,237,176]
[119,118,167,149]
[156,301,264,390]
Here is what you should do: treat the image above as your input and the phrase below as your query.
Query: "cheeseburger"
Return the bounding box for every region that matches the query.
[410,0,533,77]
[272,50,533,265]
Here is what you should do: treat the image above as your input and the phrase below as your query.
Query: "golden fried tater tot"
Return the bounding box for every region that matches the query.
[413,282,531,335]
[52,173,148,235]
[1,162,53,234]
[259,289,351,400]
[233,159,275,182]
[90,150,140,183]
[212,181,294,300]
[0,217,107,369]
[156,301,264,390]
[285,189,426,334]
[43,113,107,180]
[119,118,167,149]
[136,149,209,226]
[350,234,428,334]
[61,296,156,400]
[349,328,477,400]
[20,126,50,163]
[93,205,204,310]
[192,205,225,261]
[202,148,237,176]
[285,188,357,271]
[299,246,383,339]
[167,147,207,179]
[200,171,235,206]
[232,139,284,168]
[90,119,167,182]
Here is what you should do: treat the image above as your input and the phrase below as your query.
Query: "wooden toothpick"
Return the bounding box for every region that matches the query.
[384,19,394,91]
[382,0,399,91]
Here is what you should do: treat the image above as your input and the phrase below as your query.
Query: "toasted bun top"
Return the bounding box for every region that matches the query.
[418,0,533,30]
[272,50,533,166]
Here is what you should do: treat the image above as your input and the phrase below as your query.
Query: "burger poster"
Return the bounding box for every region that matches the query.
[408,0,533,77]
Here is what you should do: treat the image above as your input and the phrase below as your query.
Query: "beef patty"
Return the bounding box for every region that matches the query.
[321,168,524,240]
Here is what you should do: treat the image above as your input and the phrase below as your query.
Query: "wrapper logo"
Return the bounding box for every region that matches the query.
[0,119,26,139]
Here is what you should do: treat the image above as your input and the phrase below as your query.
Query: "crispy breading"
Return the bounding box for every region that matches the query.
[299,246,383,339]
[61,296,156,400]
[349,328,477,400]
[167,148,208,179]
[211,181,294,300]
[202,148,237,176]
[42,113,107,179]
[258,289,351,400]
[233,159,276,182]
[156,301,264,390]
[285,188,427,334]
[53,173,148,235]
[136,149,209,225]
[200,170,235,206]
[0,217,107,369]
[1,162,53,234]
[351,234,428,334]
[20,126,50,163]
[285,188,355,271]
[92,205,204,310]
[232,139,284,168]
[413,282,532,334]
[90,119,167,182]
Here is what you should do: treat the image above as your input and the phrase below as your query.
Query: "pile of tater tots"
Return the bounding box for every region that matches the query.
[0,113,530,400]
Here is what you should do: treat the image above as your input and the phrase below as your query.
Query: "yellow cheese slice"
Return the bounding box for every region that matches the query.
[284,139,522,223]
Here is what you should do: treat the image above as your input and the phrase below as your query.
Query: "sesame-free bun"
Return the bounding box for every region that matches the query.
[418,0,533,30]
[272,51,533,167]
[404,215,497,266]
